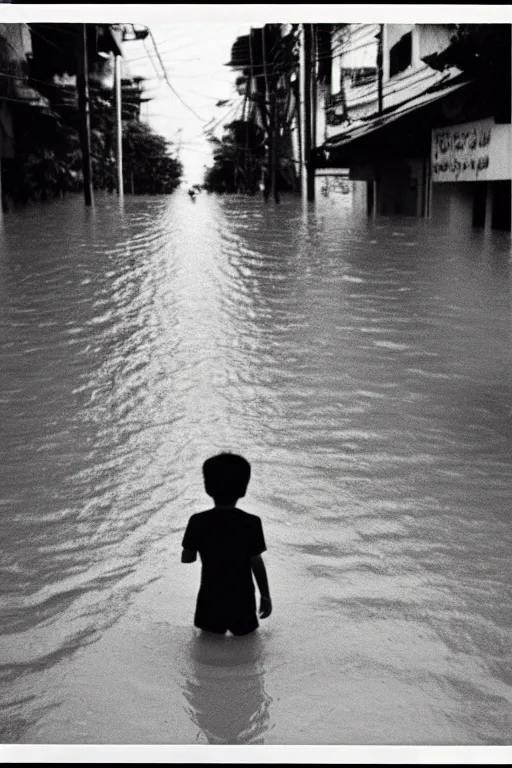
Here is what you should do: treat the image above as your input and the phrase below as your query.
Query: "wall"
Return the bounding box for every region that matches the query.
[387,24,414,52]
[376,158,424,216]
[0,24,31,162]
[490,181,511,230]
[431,182,481,230]
[0,103,14,159]
[432,119,512,183]
[419,24,455,61]
[316,82,327,143]
[0,23,31,61]
[431,177,510,232]
[326,23,379,137]
[335,23,379,70]
[324,23,458,137]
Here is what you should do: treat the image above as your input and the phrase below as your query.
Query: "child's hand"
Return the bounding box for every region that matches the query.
[259,596,272,619]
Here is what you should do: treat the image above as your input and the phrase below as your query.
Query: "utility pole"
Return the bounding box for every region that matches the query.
[262,25,271,202]
[298,24,306,195]
[0,155,3,223]
[113,52,123,197]
[77,24,93,206]
[310,23,317,155]
[373,23,385,219]
[377,23,384,115]
[271,87,280,203]
[303,23,315,202]
[248,27,255,192]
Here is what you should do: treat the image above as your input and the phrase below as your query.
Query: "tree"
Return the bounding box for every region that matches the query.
[203,120,265,194]
[203,117,297,195]
[2,80,182,206]
[122,120,182,194]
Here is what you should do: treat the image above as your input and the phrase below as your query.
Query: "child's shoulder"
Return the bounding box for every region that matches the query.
[235,508,264,528]
[190,507,262,523]
[237,507,261,520]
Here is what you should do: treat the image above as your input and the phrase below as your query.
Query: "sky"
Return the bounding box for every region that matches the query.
[121,23,251,185]
[113,6,510,186]
[1,4,510,187]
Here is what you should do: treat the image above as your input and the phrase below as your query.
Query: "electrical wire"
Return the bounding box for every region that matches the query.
[142,37,164,81]
[332,67,449,108]
[203,97,244,137]
[331,23,380,48]
[144,113,206,121]
[27,24,75,57]
[226,39,377,76]
[31,23,78,39]
[0,94,53,107]
[147,30,206,123]
[124,29,234,64]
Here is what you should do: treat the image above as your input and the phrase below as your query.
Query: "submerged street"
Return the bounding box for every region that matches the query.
[0,189,511,745]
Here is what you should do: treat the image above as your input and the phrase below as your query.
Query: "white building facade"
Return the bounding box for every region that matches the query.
[316,23,511,231]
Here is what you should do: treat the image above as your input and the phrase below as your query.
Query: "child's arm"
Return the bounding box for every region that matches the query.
[181,515,198,563]
[251,554,272,618]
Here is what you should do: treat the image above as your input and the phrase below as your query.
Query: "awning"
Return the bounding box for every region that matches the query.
[318,78,472,163]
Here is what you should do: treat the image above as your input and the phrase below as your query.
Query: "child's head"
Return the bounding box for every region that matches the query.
[202,453,251,506]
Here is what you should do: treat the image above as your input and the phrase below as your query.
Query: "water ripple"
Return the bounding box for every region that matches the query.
[0,191,511,743]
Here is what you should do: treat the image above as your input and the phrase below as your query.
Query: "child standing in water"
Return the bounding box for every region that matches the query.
[181,453,272,636]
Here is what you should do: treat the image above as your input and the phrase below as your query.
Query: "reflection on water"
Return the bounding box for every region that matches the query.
[0,190,511,744]
[182,631,271,744]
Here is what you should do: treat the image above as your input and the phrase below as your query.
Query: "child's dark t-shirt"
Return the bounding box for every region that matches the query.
[182,507,266,631]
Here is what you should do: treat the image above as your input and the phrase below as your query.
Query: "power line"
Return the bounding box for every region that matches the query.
[144,113,207,121]
[332,24,380,50]
[124,28,238,63]
[203,98,244,138]
[27,24,75,57]
[0,93,54,108]
[142,37,163,81]
[225,38,377,77]
[147,30,206,123]
[31,23,78,39]
[333,68,449,108]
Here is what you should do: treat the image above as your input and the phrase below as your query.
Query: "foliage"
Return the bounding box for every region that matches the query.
[203,120,266,194]
[2,74,182,208]
[122,119,182,194]
[203,115,298,196]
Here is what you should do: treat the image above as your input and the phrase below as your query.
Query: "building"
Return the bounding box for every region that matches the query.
[120,75,152,121]
[0,23,55,211]
[315,23,511,231]
[0,23,125,208]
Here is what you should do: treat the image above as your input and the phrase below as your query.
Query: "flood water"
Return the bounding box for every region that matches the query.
[0,188,511,746]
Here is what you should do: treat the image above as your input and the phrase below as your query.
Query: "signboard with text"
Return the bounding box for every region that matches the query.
[432,118,511,182]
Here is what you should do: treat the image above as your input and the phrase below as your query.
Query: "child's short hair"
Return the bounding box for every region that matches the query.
[202,453,251,504]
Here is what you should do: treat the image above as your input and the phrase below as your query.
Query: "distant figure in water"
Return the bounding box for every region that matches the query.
[188,188,196,201]
[181,453,272,636]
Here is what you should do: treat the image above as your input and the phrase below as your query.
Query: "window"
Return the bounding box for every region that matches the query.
[341,67,377,88]
[389,32,412,77]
